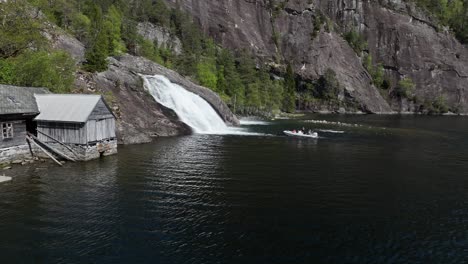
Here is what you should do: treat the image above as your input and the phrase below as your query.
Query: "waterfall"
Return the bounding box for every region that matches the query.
[142,75,230,134]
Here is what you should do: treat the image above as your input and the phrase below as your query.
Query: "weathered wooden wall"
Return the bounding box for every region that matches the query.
[38,119,116,145]
[86,118,116,143]
[37,122,87,145]
[0,120,27,149]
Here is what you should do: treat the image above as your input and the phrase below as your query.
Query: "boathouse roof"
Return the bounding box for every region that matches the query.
[34,94,114,123]
[0,85,49,115]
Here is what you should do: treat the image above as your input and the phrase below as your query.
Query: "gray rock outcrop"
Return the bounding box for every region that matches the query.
[137,22,183,55]
[41,20,86,63]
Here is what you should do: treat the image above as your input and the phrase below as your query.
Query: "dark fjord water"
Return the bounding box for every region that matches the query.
[1,115,468,263]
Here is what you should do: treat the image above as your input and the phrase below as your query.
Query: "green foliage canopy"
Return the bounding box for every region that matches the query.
[0,0,76,93]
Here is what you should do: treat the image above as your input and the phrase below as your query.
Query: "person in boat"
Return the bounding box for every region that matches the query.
[292,129,296,133]
[308,129,312,135]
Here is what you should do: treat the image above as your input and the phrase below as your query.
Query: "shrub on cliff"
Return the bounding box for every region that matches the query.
[344,30,368,55]
[396,77,416,99]
[421,96,449,114]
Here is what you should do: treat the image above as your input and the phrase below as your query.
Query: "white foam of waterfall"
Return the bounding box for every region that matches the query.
[143,75,268,136]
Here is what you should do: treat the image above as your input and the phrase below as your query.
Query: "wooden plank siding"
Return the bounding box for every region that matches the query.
[0,120,27,148]
[85,118,115,143]
[37,122,87,145]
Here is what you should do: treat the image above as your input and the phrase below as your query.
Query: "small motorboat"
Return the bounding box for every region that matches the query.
[283,130,318,138]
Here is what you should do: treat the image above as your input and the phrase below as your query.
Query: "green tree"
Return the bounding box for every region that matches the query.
[82,3,110,72]
[197,60,218,90]
[84,29,109,72]
[0,0,46,58]
[71,13,92,42]
[217,49,244,109]
[12,51,76,93]
[270,80,284,111]
[282,64,296,112]
[258,68,272,110]
[245,82,261,111]
[105,5,126,55]
[121,18,139,54]
[138,38,163,64]
[236,50,257,87]
[0,59,15,84]
[317,68,341,100]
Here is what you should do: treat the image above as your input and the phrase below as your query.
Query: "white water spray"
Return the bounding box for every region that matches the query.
[143,75,233,134]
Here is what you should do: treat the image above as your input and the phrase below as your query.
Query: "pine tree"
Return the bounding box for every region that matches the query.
[105,5,126,55]
[84,29,109,72]
[217,49,244,109]
[282,63,296,113]
[197,59,218,90]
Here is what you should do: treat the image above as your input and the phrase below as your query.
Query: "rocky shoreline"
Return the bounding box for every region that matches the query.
[1,157,61,172]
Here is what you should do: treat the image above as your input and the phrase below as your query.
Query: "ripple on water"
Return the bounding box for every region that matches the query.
[2,116,468,263]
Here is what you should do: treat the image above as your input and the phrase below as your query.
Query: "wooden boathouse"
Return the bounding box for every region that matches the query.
[0,85,48,162]
[34,94,117,160]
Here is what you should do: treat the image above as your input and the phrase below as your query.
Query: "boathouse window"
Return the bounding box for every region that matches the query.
[1,123,14,139]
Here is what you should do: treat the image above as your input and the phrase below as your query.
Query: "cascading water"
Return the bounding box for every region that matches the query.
[142,75,230,134]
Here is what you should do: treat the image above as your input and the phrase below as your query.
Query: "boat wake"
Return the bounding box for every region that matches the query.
[318,129,346,134]
[304,119,363,128]
[240,120,271,125]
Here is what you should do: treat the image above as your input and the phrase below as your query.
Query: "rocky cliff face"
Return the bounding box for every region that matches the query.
[343,0,468,112]
[164,0,468,113]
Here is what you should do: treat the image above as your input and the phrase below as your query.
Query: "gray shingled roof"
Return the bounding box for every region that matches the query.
[0,84,49,115]
[34,94,103,123]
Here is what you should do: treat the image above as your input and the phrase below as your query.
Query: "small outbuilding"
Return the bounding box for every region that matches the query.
[0,85,48,162]
[34,94,117,160]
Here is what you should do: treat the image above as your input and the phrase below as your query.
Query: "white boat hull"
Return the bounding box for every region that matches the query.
[283,130,318,138]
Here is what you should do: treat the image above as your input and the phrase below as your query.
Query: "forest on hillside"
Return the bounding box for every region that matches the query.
[0,0,296,115]
[0,0,466,115]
